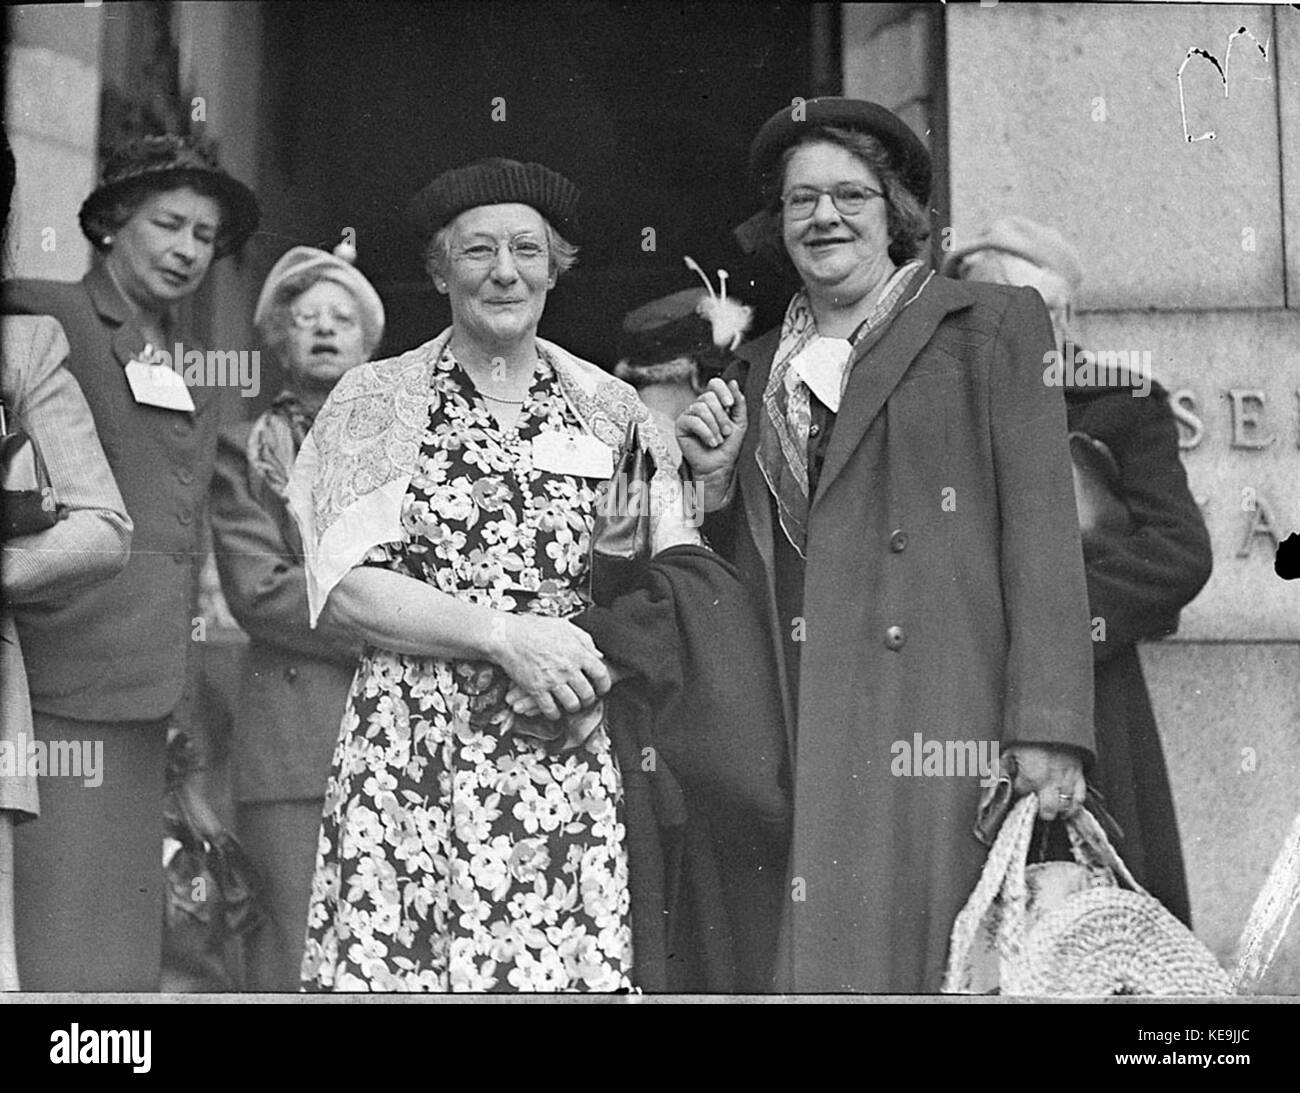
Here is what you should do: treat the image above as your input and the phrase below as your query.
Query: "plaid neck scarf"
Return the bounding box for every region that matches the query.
[757,261,929,558]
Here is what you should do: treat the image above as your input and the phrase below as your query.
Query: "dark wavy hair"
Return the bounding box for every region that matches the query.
[81,172,233,254]
[753,125,932,268]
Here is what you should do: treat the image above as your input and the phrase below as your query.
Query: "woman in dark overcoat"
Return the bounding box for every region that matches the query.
[677,100,1096,993]
[945,217,1213,925]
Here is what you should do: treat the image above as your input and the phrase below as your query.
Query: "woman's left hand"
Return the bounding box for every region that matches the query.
[1004,743,1086,821]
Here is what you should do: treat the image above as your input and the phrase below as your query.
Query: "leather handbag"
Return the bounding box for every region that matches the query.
[588,420,656,604]
[162,731,266,990]
[1069,430,1131,536]
[944,793,1233,996]
[0,396,65,540]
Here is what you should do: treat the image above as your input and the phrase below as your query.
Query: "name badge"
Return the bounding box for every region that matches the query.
[531,430,614,478]
[124,349,195,413]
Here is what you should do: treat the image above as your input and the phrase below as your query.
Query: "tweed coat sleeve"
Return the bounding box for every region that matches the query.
[1073,387,1212,664]
[1,316,132,604]
[210,422,363,665]
[990,289,1095,756]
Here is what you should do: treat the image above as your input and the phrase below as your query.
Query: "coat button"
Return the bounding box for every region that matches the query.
[889,529,908,553]
[172,551,186,564]
[884,625,906,651]
[809,423,821,437]
[284,666,299,682]
[178,508,194,525]
[176,468,194,485]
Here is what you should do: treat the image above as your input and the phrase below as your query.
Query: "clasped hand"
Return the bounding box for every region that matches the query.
[490,613,611,720]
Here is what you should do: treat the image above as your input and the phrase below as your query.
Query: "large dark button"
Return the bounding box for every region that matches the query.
[889,529,908,553]
[884,625,906,651]
[172,551,186,564]
[284,666,299,682]
[178,508,194,525]
[176,468,194,485]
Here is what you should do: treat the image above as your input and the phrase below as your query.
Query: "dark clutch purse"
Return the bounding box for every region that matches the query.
[0,396,66,540]
[588,421,656,604]
[1068,431,1132,536]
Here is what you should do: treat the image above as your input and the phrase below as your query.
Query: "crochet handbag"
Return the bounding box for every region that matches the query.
[943,793,1233,996]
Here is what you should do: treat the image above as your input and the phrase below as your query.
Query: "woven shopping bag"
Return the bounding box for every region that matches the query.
[943,793,1233,996]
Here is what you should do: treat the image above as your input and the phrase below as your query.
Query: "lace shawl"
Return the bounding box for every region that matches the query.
[286,327,698,625]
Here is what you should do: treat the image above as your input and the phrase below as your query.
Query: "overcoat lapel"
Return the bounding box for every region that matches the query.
[733,328,798,750]
[84,263,216,416]
[814,276,973,506]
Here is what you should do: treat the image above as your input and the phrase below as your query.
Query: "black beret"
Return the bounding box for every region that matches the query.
[79,134,260,258]
[408,158,581,243]
[748,97,932,206]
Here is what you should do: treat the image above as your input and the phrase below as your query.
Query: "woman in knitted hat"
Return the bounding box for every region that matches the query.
[288,158,701,991]
[2,133,258,990]
[676,98,1096,992]
[209,243,384,990]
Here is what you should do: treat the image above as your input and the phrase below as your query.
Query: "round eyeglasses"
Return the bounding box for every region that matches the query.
[781,183,885,220]
[290,307,359,331]
[453,238,549,268]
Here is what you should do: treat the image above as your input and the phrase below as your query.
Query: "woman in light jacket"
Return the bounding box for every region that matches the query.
[0,131,132,989]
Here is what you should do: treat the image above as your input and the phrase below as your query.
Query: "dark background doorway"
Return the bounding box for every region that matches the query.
[256,0,822,378]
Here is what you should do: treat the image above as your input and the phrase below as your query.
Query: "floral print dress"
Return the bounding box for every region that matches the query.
[300,346,633,992]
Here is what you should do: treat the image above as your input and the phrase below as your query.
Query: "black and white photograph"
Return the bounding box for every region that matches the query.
[0,0,1297,1054]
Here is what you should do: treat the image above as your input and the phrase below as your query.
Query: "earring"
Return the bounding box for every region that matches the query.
[102,235,113,247]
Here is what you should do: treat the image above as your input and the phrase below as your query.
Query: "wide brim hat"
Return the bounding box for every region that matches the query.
[940,215,1084,293]
[407,157,581,244]
[748,97,932,206]
[253,244,386,357]
[79,134,260,258]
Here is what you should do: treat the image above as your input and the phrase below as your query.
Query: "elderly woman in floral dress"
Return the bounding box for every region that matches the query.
[288,159,698,991]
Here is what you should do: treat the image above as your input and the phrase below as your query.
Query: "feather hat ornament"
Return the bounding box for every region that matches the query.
[683,255,753,351]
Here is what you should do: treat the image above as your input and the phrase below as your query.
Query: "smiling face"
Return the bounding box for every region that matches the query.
[780,141,897,311]
[283,279,367,393]
[437,203,555,354]
[104,185,221,313]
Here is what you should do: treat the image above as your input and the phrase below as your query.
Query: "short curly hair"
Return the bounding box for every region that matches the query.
[752,125,932,268]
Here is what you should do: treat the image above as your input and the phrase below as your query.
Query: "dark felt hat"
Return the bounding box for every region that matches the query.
[748,97,932,205]
[408,158,581,243]
[78,134,260,258]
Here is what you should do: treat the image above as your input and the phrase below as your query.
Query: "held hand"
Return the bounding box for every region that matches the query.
[676,379,747,508]
[1005,744,1086,821]
[489,613,611,721]
[506,664,626,716]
